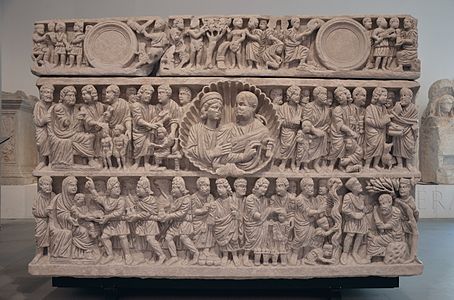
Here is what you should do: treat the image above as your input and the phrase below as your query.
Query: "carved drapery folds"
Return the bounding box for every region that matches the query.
[29,14,422,279]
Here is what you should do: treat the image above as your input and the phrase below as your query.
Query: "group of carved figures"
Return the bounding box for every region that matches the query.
[32,21,87,68]
[33,82,418,174]
[32,175,419,267]
[32,16,419,72]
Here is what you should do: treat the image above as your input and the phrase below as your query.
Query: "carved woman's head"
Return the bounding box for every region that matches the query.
[200,92,223,124]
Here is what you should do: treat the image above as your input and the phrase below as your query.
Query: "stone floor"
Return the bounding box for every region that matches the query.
[0,219,453,299]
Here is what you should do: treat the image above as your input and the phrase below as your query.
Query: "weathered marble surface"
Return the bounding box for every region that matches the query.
[1,91,38,185]
[420,79,454,184]
[31,15,420,79]
[29,14,422,280]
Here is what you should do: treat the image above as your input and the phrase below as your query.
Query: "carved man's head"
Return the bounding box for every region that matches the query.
[173,17,184,30]
[378,193,393,214]
[137,85,154,104]
[105,84,120,103]
[259,19,268,30]
[179,87,192,106]
[157,84,172,105]
[400,88,413,107]
[399,178,412,198]
[47,22,55,32]
[136,176,152,198]
[154,18,167,31]
[404,17,415,30]
[300,177,314,197]
[323,244,333,258]
[38,176,52,194]
[40,84,54,103]
[275,177,289,196]
[253,177,269,197]
[362,17,372,30]
[290,17,300,29]
[270,88,283,105]
[60,85,76,106]
[232,17,243,28]
[35,24,45,35]
[126,87,137,103]
[376,17,387,29]
[81,85,98,104]
[318,179,328,195]
[345,137,357,152]
[345,177,362,194]
[171,176,188,198]
[106,177,121,198]
[56,22,66,32]
[216,178,232,198]
[74,21,84,32]
[248,17,259,29]
[371,87,388,105]
[334,86,350,106]
[233,178,247,196]
[235,91,258,121]
[287,85,301,105]
[301,89,311,104]
[197,177,211,196]
[389,17,399,29]
[352,87,367,107]
[313,86,328,106]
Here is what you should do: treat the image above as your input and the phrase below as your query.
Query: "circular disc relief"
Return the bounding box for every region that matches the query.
[315,18,370,71]
[84,21,137,69]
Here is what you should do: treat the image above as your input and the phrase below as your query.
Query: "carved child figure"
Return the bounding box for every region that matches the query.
[100,128,113,169]
[112,124,129,169]
[31,176,54,263]
[341,178,368,265]
[339,138,363,173]
[149,126,173,168]
[68,20,85,68]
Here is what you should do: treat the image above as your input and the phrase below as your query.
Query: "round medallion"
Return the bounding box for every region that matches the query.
[84,21,137,69]
[315,18,370,71]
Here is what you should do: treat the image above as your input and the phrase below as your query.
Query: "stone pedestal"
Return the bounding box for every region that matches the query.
[0,91,37,185]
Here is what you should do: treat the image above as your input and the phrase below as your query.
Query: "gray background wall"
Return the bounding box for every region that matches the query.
[1,0,454,114]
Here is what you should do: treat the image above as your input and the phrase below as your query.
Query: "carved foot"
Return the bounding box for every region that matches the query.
[232,255,241,267]
[36,162,46,170]
[155,255,166,265]
[100,255,115,265]
[165,256,179,265]
[243,256,253,267]
[340,253,349,265]
[188,252,199,265]
[30,253,43,264]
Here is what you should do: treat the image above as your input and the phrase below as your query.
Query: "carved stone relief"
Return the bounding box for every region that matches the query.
[32,15,420,79]
[29,14,422,280]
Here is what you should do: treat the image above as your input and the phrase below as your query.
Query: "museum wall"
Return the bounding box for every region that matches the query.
[1,0,454,115]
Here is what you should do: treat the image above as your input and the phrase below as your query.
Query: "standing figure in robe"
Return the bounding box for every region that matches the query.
[131,85,160,169]
[275,85,303,171]
[327,86,358,171]
[190,177,217,266]
[351,87,367,151]
[283,17,311,70]
[31,176,54,263]
[232,178,247,248]
[364,87,392,170]
[243,178,274,266]
[302,86,330,172]
[34,84,54,169]
[391,88,418,171]
[213,178,242,266]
